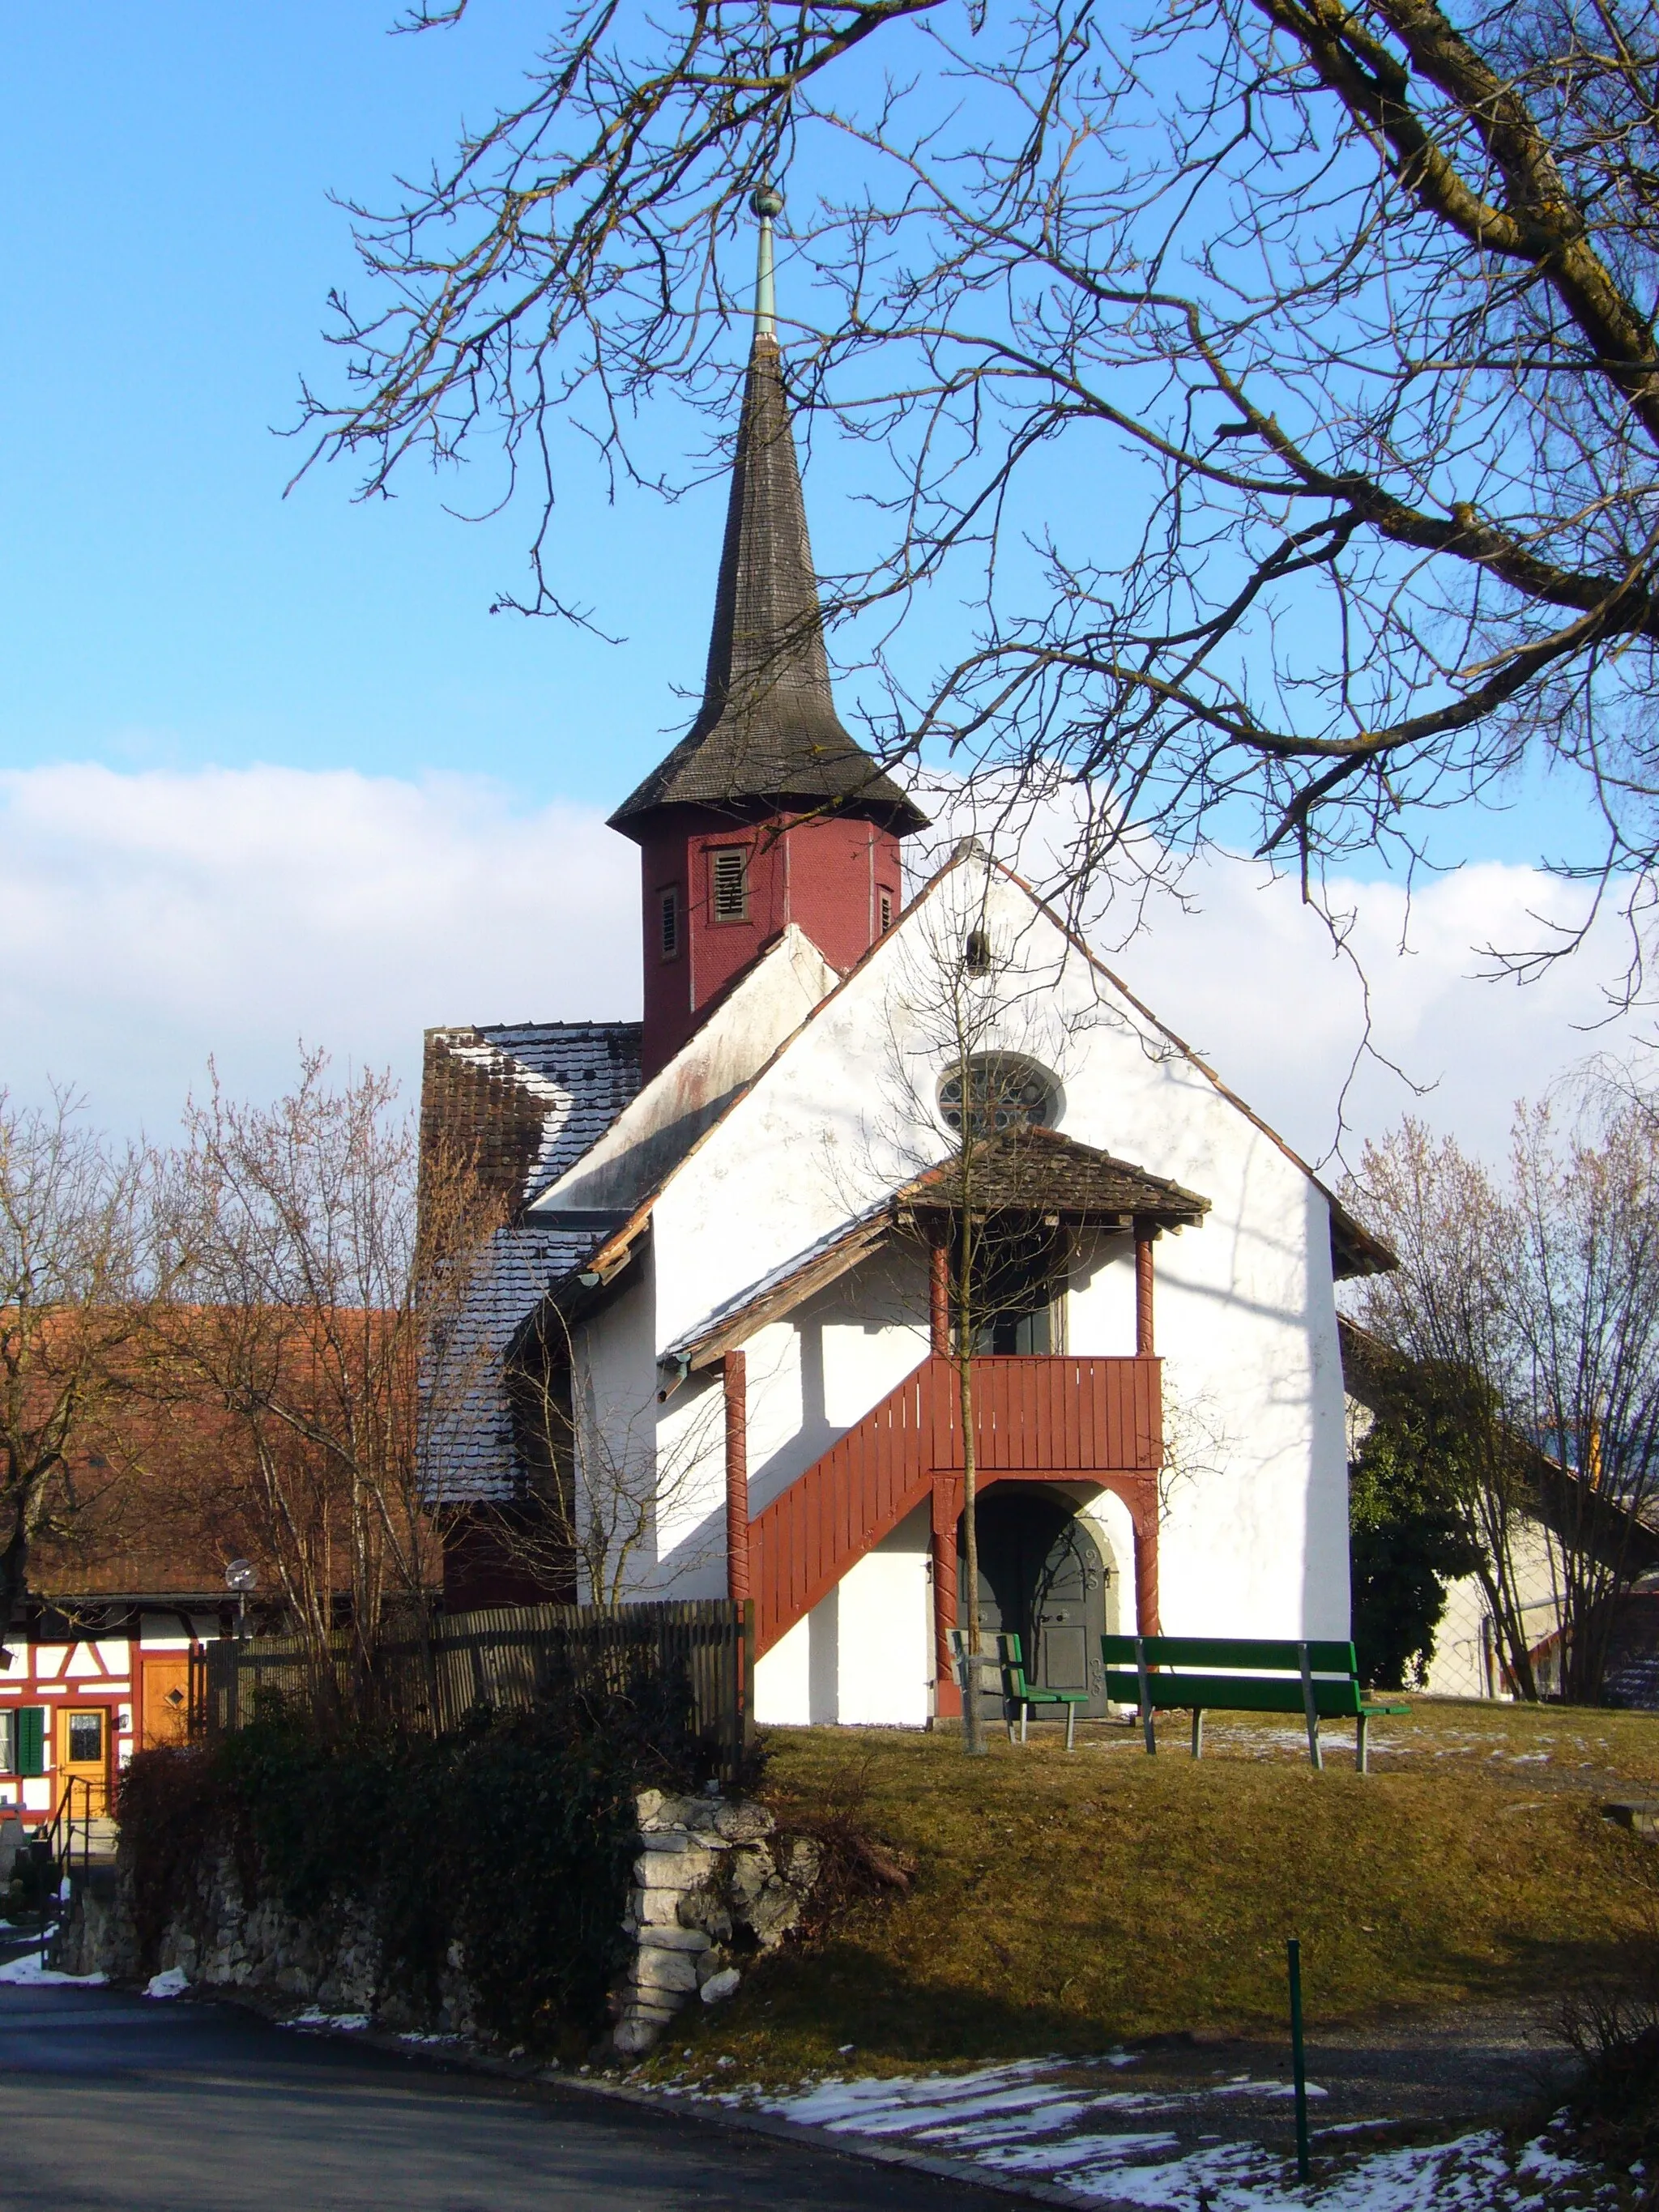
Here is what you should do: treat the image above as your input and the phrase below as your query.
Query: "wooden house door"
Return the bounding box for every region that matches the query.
[141,1656,191,1748]
[61,1708,109,1816]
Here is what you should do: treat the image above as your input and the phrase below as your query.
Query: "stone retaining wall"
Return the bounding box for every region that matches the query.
[616,1784,820,2055]
[66,1784,817,2058]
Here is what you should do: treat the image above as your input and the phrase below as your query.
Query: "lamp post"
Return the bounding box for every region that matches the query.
[224,1559,257,1640]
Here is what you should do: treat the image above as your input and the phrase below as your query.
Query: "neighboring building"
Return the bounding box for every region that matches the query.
[1422,1507,1659,1707]
[0,1370,356,1822]
[0,1579,237,1821]
[420,198,1392,1726]
[1340,1317,1659,1706]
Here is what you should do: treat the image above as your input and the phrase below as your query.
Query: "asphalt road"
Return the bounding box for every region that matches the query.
[0,1982,1017,2212]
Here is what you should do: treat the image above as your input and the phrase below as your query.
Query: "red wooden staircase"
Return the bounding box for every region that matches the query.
[748,1354,1163,1673]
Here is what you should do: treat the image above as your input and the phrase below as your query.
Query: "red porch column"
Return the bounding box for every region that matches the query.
[1134,1220,1156,1357]
[931,1477,962,1719]
[723,1350,750,1605]
[929,1239,950,1356]
[1132,1489,1161,1637]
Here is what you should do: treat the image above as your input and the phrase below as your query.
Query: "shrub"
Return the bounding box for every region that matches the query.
[117,1703,647,2048]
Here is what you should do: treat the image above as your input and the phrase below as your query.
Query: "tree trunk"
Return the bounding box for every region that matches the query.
[959,1349,985,1756]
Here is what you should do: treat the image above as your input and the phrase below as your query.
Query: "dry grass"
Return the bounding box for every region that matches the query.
[647,1699,1659,2082]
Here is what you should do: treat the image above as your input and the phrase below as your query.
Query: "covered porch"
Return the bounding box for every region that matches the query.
[663,1128,1209,1721]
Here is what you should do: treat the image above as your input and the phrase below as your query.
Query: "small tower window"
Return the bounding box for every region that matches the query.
[711,846,749,923]
[659,886,681,961]
[964,927,992,974]
[880,889,895,934]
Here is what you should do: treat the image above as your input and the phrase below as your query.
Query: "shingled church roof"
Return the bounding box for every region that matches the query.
[609,228,926,837]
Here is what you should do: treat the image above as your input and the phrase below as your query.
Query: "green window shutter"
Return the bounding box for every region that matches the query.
[16,1707,45,1778]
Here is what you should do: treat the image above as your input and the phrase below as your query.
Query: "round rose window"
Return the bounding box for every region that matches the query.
[936,1055,1058,1136]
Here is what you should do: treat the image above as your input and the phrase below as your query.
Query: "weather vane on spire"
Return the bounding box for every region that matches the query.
[750,183,783,345]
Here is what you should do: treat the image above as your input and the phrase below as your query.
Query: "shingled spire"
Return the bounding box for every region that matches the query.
[609,189,925,834]
[612,189,926,1080]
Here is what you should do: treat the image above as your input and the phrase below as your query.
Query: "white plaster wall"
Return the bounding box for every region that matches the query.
[755,1611,812,1724]
[741,1253,932,1515]
[539,927,838,1214]
[754,1506,932,1726]
[573,1252,729,1599]
[630,1248,934,1597]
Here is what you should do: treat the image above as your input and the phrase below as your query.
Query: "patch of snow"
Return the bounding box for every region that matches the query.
[290,2007,370,2032]
[0,1954,106,1988]
[1515,2137,1584,2184]
[144,1967,190,1999]
[755,2063,1606,2211]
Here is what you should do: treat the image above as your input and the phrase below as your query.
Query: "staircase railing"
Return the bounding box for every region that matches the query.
[37,1775,95,1968]
[749,1353,1162,1656]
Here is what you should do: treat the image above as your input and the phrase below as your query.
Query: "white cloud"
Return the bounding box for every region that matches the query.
[1074,849,1653,1168]
[0,764,639,1136]
[2,762,1648,1161]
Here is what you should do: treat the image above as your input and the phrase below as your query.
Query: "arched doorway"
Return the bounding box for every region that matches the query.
[958,1487,1110,1719]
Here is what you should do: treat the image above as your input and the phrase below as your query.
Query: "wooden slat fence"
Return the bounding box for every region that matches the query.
[191,1600,754,1779]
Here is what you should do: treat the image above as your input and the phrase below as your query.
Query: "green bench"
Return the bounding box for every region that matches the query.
[949,1630,1090,1749]
[1101,1636,1409,1772]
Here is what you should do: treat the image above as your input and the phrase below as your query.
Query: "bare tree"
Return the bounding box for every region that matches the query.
[300,0,1659,974]
[1505,1092,1659,1698]
[868,870,1090,1751]
[1345,1122,1541,1693]
[151,1054,501,1681]
[1350,1097,1659,1701]
[493,1305,724,1606]
[0,1089,160,1633]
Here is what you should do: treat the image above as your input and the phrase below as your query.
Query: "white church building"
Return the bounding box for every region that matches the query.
[420,203,1390,1729]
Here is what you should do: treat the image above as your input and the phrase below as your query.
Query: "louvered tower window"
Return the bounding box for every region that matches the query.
[659,886,681,960]
[711,846,749,923]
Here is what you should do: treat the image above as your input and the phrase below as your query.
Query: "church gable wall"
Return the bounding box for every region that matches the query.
[632,858,1350,1647]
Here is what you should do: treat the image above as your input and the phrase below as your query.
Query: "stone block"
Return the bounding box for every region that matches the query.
[630,1886,684,1925]
[634,1850,716,1890]
[725,1844,775,1908]
[713,1801,774,1843]
[781,1837,822,1886]
[638,1924,710,1954]
[629,1947,700,1994]
[700,1967,741,2005]
[675,1890,732,1942]
[1603,1797,1659,1838]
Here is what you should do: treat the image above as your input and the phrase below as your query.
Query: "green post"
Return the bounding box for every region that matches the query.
[1287,1936,1311,2185]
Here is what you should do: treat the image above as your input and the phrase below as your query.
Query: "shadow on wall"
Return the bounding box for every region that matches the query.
[1299,1175,1350,1643]
[744,1253,931,1516]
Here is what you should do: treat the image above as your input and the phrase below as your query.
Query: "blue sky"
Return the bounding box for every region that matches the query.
[0,4,1647,1153]
[0,4,1594,856]
[0,2,731,811]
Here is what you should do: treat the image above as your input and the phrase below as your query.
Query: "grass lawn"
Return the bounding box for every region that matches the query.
[649,1699,1659,2082]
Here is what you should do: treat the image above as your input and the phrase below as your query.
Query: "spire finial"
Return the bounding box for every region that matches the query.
[749,183,783,346]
